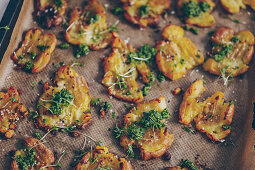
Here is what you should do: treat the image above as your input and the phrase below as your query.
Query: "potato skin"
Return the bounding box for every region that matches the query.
[37,65,92,131]
[119,97,174,160]
[0,87,28,139]
[11,137,55,170]
[12,29,56,73]
[64,0,113,50]
[203,27,255,77]
[156,25,204,81]
[177,0,216,27]
[74,146,133,170]
[179,80,235,141]
[102,33,151,103]
[122,0,171,27]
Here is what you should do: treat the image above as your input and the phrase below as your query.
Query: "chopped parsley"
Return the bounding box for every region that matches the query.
[199,1,211,12]
[231,36,240,43]
[15,149,36,170]
[222,125,231,130]
[29,52,37,60]
[142,72,156,96]
[38,80,44,85]
[157,72,166,82]
[30,81,36,89]
[54,0,63,8]
[111,7,124,15]
[127,124,145,140]
[89,14,99,24]
[127,144,135,158]
[99,101,111,113]
[34,131,42,139]
[180,159,198,170]
[127,44,157,63]
[181,1,210,18]
[91,98,102,106]
[140,5,150,17]
[37,45,50,52]
[58,43,69,49]
[229,100,234,105]
[213,44,234,61]
[75,44,90,58]
[10,96,18,102]
[23,61,34,72]
[183,25,198,35]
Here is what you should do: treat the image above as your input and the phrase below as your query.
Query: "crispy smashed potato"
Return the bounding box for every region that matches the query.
[203,27,254,77]
[64,0,113,50]
[121,0,171,27]
[156,25,204,80]
[102,33,151,103]
[177,0,216,27]
[37,65,91,131]
[11,137,55,170]
[0,87,27,139]
[179,80,235,141]
[74,146,133,170]
[12,29,56,73]
[36,0,67,28]
[118,97,174,160]
[220,0,255,13]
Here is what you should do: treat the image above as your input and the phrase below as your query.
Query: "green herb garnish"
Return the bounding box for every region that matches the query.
[231,36,240,43]
[222,125,231,130]
[127,144,134,158]
[111,7,124,15]
[37,45,50,52]
[181,1,210,18]
[157,72,166,82]
[15,149,36,170]
[99,101,111,113]
[91,98,102,106]
[127,124,145,140]
[213,44,234,61]
[142,72,156,96]
[128,44,157,63]
[183,25,198,35]
[58,43,69,49]
[180,159,198,170]
[23,61,34,72]
[140,5,150,17]
[75,44,90,58]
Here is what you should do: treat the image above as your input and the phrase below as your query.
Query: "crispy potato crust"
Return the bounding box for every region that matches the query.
[0,87,28,139]
[177,0,216,27]
[37,0,67,16]
[179,80,235,141]
[156,25,204,80]
[102,33,151,103]
[12,29,56,73]
[203,27,255,77]
[121,0,171,27]
[64,0,113,50]
[119,97,174,160]
[11,137,55,170]
[74,146,133,170]
[37,65,91,130]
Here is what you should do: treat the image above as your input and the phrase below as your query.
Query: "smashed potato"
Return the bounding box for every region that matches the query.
[179,80,234,141]
[102,33,152,103]
[37,65,92,131]
[220,0,255,13]
[117,97,174,160]
[156,25,204,80]
[11,137,55,170]
[177,0,216,27]
[203,27,254,77]
[64,0,113,50]
[74,146,133,170]
[37,0,67,16]
[0,87,28,139]
[121,0,171,27]
[12,29,56,73]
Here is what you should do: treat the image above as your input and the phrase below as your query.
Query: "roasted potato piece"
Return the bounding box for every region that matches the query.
[117,97,174,160]
[156,25,204,80]
[121,0,171,27]
[102,33,152,103]
[12,29,56,73]
[177,0,216,27]
[74,146,133,170]
[37,65,92,130]
[36,0,67,28]
[11,137,55,170]
[220,0,255,13]
[0,87,28,139]
[179,80,235,141]
[203,27,254,77]
[64,0,113,50]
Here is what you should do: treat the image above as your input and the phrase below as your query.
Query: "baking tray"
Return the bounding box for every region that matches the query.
[0,0,255,169]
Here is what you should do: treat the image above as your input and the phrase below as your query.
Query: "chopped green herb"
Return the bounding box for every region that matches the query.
[100,101,111,113]
[128,44,157,63]
[75,44,90,58]
[180,159,198,170]
[231,36,240,43]
[30,81,36,89]
[181,1,201,18]
[59,61,65,66]
[113,125,127,139]
[15,149,36,170]
[142,72,156,96]
[213,44,234,61]
[199,1,211,12]
[54,0,63,8]
[38,80,43,85]
[182,127,195,134]
[71,59,84,67]
[0,26,10,30]
[111,112,116,118]
[111,7,124,15]
[208,114,213,119]
[229,100,234,105]
[222,125,231,130]
[140,5,150,17]
[203,76,207,85]
[157,72,166,82]
[89,14,99,24]
[34,131,42,139]
[108,24,118,32]
[29,52,37,60]
[126,144,134,158]
[127,124,145,140]
[37,45,50,52]
[183,25,198,35]
[23,61,34,72]
[58,43,69,49]
[97,140,102,146]
[91,98,102,106]
[208,30,215,36]
[10,96,18,102]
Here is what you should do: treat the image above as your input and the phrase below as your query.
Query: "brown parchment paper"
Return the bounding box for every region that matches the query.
[0,0,255,169]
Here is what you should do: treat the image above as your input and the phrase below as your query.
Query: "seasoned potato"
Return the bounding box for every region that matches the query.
[156,25,204,80]
[102,33,152,103]
[177,0,216,27]
[118,97,174,160]
[11,137,55,170]
[12,29,56,73]
[37,0,67,16]
[0,87,28,139]
[121,0,171,27]
[203,27,254,77]
[220,0,255,13]
[37,65,91,131]
[74,146,133,170]
[179,80,235,141]
[64,0,113,50]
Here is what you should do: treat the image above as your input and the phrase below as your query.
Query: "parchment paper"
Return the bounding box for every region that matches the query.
[0,0,255,169]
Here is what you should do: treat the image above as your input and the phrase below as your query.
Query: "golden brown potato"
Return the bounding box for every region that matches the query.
[0,87,28,139]
[177,0,216,27]
[11,137,55,170]
[220,0,255,13]
[64,0,113,50]
[117,97,174,160]
[121,0,171,27]
[74,146,133,170]
[12,29,56,73]
[37,65,92,131]
[179,80,235,141]
[156,25,204,80]
[203,27,254,77]
[102,33,152,103]
[37,0,67,16]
